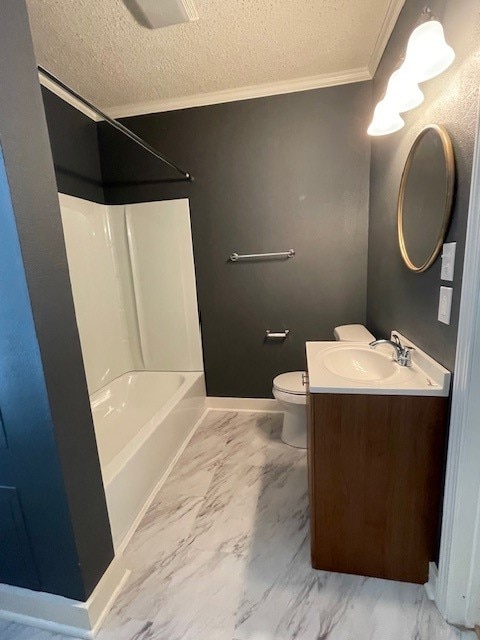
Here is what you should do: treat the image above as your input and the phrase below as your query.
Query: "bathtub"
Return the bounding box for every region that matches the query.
[90,370,206,550]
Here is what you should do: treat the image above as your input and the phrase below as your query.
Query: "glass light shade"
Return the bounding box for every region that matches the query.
[383,68,424,113]
[403,20,455,83]
[367,101,405,136]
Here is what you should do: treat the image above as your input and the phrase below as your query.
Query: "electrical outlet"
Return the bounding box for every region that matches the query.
[438,286,453,325]
[441,242,456,281]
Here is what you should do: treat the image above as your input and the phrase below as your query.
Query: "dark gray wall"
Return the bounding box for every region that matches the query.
[41,86,105,203]
[0,0,113,600]
[99,83,372,397]
[367,0,480,371]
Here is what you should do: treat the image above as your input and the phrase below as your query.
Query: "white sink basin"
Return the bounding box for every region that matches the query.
[306,332,450,396]
[321,347,409,382]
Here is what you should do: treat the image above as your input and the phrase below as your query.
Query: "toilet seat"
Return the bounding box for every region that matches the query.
[273,371,306,395]
[273,372,307,407]
[273,388,306,405]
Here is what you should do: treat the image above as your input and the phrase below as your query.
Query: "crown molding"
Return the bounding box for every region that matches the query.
[368,0,406,76]
[38,72,101,122]
[104,67,371,119]
[36,2,406,124]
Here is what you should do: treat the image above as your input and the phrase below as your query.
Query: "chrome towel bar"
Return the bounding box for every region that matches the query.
[229,250,295,262]
[265,330,290,341]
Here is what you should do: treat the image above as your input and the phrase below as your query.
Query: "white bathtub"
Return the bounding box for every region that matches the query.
[90,370,206,549]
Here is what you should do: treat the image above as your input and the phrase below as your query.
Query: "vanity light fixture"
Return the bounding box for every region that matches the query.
[383,68,424,113]
[402,14,455,83]
[367,100,405,137]
[367,7,455,136]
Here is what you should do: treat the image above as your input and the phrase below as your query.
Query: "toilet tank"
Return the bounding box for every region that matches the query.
[334,324,375,342]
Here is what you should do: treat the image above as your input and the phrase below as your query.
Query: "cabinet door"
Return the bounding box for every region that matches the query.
[308,393,447,583]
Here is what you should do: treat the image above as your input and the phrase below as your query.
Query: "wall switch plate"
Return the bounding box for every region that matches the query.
[441,242,456,281]
[438,286,453,325]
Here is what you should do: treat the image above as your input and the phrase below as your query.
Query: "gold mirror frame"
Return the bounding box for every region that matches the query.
[397,124,455,273]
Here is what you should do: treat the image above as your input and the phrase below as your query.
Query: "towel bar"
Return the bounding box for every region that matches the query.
[229,250,295,262]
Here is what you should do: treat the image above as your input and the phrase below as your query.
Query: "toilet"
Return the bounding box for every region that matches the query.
[272,324,375,448]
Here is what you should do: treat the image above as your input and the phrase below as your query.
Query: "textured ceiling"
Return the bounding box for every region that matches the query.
[26,0,401,114]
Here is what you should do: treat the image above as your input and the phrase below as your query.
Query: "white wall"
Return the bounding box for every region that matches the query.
[59,195,203,394]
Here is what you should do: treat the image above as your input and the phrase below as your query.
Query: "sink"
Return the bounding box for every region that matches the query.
[321,347,404,382]
[306,332,451,396]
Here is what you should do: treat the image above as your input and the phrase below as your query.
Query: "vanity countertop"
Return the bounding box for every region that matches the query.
[306,332,450,397]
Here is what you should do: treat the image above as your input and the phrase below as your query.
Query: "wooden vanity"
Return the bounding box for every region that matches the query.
[307,391,448,583]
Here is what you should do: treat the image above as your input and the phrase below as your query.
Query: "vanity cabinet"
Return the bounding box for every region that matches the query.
[307,391,448,583]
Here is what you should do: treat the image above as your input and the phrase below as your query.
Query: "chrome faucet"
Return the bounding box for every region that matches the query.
[369,334,414,367]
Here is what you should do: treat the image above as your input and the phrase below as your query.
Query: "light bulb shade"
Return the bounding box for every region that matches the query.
[367,101,405,136]
[383,68,424,113]
[403,20,455,83]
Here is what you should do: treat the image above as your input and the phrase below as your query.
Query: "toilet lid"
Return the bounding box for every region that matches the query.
[273,371,306,395]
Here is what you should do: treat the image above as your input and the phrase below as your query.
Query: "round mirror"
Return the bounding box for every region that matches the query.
[398,125,455,273]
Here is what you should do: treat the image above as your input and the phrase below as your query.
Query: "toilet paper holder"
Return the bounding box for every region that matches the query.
[265,330,290,341]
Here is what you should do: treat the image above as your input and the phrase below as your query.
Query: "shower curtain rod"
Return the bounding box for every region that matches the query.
[38,66,194,183]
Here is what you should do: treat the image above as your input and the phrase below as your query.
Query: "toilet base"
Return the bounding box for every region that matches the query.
[280,403,307,449]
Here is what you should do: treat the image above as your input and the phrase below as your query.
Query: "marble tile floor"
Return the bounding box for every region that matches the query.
[1,410,460,640]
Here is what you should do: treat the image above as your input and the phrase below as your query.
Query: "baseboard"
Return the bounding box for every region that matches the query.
[424,563,476,638]
[206,397,281,412]
[87,560,131,636]
[115,407,209,556]
[0,555,129,639]
[424,561,438,601]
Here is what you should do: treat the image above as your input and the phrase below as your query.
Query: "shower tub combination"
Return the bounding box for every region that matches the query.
[59,195,206,550]
[91,370,205,550]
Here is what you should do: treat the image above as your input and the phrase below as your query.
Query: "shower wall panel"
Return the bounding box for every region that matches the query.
[60,195,203,393]
[125,199,203,372]
[59,194,141,393]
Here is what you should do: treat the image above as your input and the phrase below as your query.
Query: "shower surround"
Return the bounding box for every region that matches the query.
[59,194,205,548]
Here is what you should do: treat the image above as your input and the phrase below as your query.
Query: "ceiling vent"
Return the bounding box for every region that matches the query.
[124,0,199,29]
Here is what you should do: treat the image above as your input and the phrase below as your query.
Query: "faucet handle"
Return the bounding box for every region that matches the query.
[399,346,414,367]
